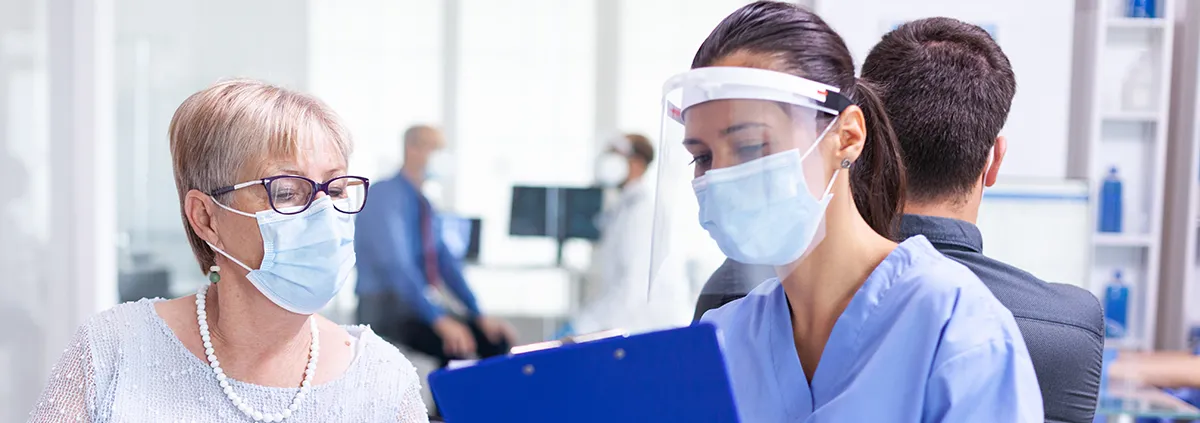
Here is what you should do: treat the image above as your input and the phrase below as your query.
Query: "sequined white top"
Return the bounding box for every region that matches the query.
[28,299,429,422]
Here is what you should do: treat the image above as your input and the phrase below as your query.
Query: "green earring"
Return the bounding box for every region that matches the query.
[208,265,221,283]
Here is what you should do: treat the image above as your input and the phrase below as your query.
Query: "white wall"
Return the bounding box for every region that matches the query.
[816,0,1077,179]
[308,0,444,182]
[452,0,597,267]
[615,0,751,138]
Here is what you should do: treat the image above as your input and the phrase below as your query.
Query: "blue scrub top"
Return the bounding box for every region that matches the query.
[701,236,1043,422]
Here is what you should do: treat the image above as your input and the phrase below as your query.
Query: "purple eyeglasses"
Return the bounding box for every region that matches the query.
[209,175,370,215]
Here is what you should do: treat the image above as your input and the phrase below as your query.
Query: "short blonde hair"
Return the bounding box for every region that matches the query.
[169,79,353,272]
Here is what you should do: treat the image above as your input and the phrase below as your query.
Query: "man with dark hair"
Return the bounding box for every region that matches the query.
[862,17,1103,423]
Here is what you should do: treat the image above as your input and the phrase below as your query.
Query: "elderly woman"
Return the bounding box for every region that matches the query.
[29,80,429,422]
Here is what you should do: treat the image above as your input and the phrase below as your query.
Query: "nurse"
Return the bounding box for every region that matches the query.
[646,2,1043,421]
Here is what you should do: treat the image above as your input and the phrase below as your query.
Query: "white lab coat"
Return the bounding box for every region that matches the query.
[575,180,694,335]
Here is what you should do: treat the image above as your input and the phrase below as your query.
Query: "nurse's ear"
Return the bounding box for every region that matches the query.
[831,105,866,165]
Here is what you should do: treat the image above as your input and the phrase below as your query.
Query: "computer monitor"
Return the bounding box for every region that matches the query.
[510,186,551,237]
[508,185,603,241]
[562,187,603,240]
[441,215,483,262]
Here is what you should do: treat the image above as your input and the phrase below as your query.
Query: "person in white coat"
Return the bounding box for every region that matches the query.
[571,134,693,336]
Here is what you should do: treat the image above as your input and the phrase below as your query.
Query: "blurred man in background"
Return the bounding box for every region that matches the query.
[356,125,514,368]
[862,17,1103,423]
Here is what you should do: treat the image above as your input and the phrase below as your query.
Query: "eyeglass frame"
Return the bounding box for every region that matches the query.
[208,174,371,216]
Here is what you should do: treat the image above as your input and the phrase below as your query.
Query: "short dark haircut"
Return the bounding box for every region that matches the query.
[692,1,907,240]
[862,17,1015,204]
[625,133,655,166]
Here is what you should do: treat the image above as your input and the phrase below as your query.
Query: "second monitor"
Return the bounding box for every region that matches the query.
[509,186,604,241]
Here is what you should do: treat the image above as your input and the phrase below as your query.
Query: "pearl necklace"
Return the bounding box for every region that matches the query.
[196,283,319,422]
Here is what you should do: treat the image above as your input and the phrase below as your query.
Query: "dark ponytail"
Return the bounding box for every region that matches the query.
[845,78,906,239]
[692,1,907,240]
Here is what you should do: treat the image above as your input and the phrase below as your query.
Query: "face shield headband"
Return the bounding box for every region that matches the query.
[662,66,852,125]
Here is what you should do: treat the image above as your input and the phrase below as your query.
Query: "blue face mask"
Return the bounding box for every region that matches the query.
[207,196,356,314]
[692,137,841,267]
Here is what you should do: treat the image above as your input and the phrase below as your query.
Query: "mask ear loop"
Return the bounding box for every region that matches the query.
[804,115,844,200]
[206,241,255,273]
[211,196,257,218]
[204,194,257,272]
[817,159,852,203]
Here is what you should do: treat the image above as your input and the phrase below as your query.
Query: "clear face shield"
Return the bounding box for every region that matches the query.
[647,67,852,315]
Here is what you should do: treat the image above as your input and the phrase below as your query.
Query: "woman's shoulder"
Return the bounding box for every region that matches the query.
[888,236,1025,352]
[341,324,422,386]
[66,299,170,378]
[82,298,164,339]
[340,325,431,420]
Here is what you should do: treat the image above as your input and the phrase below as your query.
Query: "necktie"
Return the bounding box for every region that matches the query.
[419,195,440,287]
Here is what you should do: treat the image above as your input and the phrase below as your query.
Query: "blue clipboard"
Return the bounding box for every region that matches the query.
[429,323,740,423]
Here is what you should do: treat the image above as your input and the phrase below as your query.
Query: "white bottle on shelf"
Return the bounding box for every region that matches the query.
[1122,51,1156,112]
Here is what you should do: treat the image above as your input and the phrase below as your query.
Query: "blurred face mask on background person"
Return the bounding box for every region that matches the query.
[426,150,454,180]
[206,195,357,314]
[595,152,630,187]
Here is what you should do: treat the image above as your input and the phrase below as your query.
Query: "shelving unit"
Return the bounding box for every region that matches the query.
[1095,233,1156,248]
[1158,1,1200,351]
[1103,110,1160,123]
[1069,0,1175,351]
[1108,17,1170,29]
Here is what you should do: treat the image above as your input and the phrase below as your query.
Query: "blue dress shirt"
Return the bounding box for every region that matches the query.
[354,174,481,323]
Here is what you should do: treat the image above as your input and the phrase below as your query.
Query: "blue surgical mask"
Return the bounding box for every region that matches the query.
[206,196,356,314]
[692,138,840,266]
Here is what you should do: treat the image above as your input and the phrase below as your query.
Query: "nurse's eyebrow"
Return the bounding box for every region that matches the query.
[683,122,771,146]
[721,122,769,135]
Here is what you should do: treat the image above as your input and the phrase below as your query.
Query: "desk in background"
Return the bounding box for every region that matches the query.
[464,265,578,343]
[1096,383,1200,422]
[1096,348,1200,423]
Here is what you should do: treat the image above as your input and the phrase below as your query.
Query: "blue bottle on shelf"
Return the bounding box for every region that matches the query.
[1104,270,1130,339]
[1128,0,1157,18]
[1099,166,1123,233]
